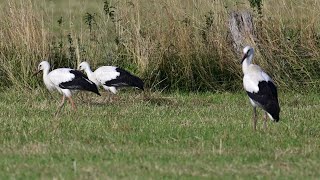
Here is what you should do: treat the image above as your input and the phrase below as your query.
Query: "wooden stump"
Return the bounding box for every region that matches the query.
[228,11,256,53]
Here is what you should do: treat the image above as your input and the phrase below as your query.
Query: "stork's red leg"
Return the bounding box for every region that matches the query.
[55,95,66,116]
[59,96,66,107]
[263,112,268,130]
[108,92,113,102]
[253,107,257,131]
[67,96,77,111]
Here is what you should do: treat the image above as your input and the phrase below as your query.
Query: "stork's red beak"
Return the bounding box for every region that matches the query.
[33,70,41,76]
[241,53,248,64]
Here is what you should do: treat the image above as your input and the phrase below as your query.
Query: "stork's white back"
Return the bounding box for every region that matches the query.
[94,66,120,83]
[243,64,272,93]
[48,68,75,86]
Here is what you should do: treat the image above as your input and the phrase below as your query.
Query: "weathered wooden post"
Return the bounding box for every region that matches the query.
[228,11,256,53]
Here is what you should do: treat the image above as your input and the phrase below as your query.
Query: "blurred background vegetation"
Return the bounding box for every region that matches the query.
[0,0,320,92]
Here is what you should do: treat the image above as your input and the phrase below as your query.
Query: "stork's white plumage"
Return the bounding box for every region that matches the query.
[241,46,280,130]
[78,62,144,99]
[36,61,100,113]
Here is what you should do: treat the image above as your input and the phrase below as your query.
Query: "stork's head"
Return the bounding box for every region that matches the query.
[38,61,50,71]
[241,46,254,64]
[78,61,90,71]
[34,61,50,76]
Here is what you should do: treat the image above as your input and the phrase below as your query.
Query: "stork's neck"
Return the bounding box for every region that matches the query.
[242,55,253,74]
[42,68,50,80]
[85,67,99,85]
[84,67,93,76]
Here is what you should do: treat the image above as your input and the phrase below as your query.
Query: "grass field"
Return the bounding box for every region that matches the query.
[1,0,320,179]
[0,89,319,179]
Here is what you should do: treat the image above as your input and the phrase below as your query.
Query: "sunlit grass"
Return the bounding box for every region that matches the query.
[0,89,319,178]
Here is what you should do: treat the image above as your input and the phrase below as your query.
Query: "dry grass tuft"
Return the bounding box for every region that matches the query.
[0,0,320,92]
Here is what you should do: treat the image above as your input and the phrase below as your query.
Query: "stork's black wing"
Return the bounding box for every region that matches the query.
[104,68,144,90]
[59,70,101,96]
[246,81,280,121]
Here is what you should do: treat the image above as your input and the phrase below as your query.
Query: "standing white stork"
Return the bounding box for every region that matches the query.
[78,61,144,100]
[35,61,101,113]
[241,46,280,130]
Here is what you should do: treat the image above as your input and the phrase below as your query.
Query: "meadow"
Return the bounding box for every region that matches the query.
[0,0,320,179]
[0,90,320,179]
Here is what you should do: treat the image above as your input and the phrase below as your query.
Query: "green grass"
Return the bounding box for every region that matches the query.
[0,89,319,179]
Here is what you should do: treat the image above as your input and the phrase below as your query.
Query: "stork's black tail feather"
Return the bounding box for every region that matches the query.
[264,101,280,122]
[246,81,280,122]
[127,74,144,90]
[104,68,144,90]
[59,70,101,96]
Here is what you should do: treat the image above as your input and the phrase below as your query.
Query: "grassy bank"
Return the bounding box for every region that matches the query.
[0,0,320,92]
[0,90,319,178]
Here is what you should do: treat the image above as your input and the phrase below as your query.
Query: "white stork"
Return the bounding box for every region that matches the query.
[78,62,144,100]
[241,46,280,130]
[35,61,101,113]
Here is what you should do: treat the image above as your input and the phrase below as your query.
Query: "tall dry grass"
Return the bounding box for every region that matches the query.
[0,0,320,92]
[0,0,48,89]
